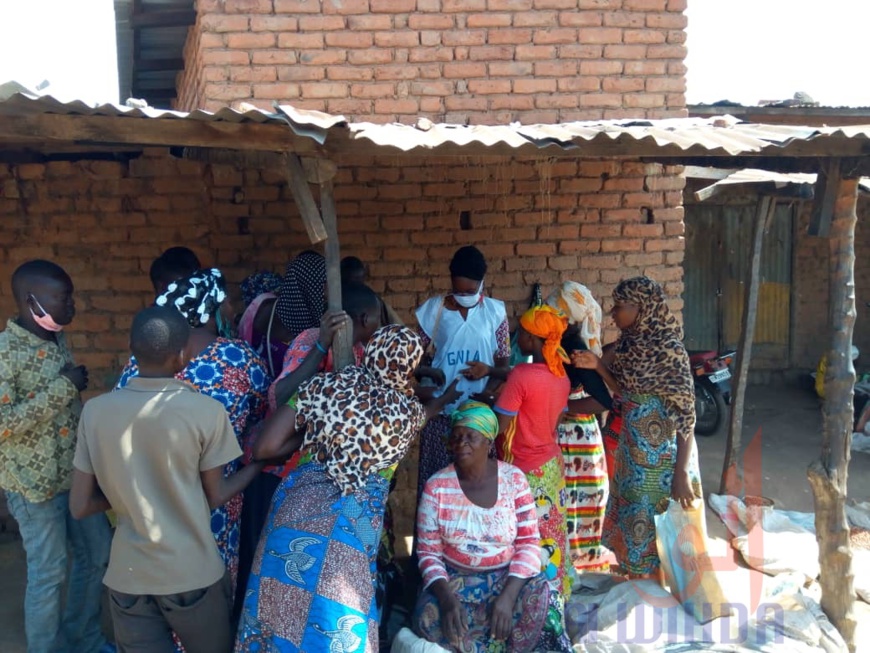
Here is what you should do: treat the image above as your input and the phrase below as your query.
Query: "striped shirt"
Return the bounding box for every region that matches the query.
[417,460,542,589]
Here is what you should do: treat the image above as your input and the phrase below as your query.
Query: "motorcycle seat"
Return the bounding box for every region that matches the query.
[688,350,718,365]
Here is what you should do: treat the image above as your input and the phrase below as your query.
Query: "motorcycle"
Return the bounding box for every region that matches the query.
[690,350,735,436]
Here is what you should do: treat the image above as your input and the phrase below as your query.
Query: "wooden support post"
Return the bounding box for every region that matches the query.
[282,153,327,244]
[319,167,353,370]
[808,176,858,652]
[719,195,775,495]
[809,158,842,237]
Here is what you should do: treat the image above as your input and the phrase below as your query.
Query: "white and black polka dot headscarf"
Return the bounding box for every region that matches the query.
[156,268,227,328]
[275,251,327,341]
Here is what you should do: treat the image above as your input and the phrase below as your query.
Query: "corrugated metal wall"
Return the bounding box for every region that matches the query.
[684,201,794,367]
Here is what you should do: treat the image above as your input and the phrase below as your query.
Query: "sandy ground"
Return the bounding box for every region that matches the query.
[1,383,869,652]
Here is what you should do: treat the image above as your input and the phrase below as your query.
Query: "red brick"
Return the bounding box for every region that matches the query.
[443,0,486,10]
[644,238,682,252]
[489,94,536,110]
[603,10,646,27]
[372,31,418,47]
[646,77,686,92]
[558,76,601,93]
[226,32,275,49]
[647,44,687,59]
[442,30,488,46]
[298,15,345,30]
[277,33,324,49]
[250,15,299,31]
[513,78,557,94]
[408,14,455,29]
[514,10,558,27]
[374,98,420,114]
[275,0,325,11]
[252,50,298,65]
[668,0,687,9]
[488,61,534,77]
[408,48,454,63]
[327,99,373,115]
[533,60,578,76]
[443,62,487,78]
[200,14,249,32]
[558,11,602,26]
[252,83,301,99]
[517,242,557,256]
[578,27,622,43]
[602,76,645,92]
[559,44,603,59]
[325,32,374,48]
[624,0,667,8]
[623,93,666,108]
[202,50,250,66]
[579,60,623,75]
[200,33,226,48]
[347,15,392,30]
[515,45,557,60]
[300,50,350,65]
[279,65,327,81]
[469,46,515,61]
[622,29,668,44]
[488,28,533,45]
[410,81,455,96]
[604,44,648,58]
[322,0,369,13]
[345,50,393,65]
[624,60,667,75]
[371,0,415,10]
[467,13,512,28]
[350,83,397,98]
[534,0,578,7]
[533,28,578,44]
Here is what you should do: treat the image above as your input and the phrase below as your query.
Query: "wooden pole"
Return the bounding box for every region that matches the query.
[807,174,858,652]
[320,175,353,370]
[719,195,775,495]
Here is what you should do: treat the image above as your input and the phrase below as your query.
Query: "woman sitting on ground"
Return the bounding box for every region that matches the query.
[413,401,565,653]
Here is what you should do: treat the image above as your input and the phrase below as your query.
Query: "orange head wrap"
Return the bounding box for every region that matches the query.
[519,305,570,377]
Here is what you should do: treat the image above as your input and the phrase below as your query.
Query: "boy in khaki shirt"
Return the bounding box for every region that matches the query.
[71,307,264,653]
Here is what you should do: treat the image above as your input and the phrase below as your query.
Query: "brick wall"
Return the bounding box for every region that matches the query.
[176,0,688,123]
[1,151,685,547]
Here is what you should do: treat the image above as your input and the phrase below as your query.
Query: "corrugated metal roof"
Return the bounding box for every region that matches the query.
[3,91,870,162]
[686,167,870,198]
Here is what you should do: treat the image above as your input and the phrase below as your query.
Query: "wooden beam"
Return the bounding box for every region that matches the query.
[131,9,196,28]
[0,113,320,154]
[808,178,859,652]
[320,167,353,370]
[719,195,775,495]
[282,153,327,244]
[135,58,186,73]
[809,158,843,237]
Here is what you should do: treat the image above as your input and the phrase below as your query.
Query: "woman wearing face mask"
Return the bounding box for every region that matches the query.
[414,246,511,498]
[116,268,271,620]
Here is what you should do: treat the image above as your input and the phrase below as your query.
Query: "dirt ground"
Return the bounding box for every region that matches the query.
[1,382,869,652]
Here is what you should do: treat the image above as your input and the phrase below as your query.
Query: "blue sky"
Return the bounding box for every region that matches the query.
[0,0,867,108]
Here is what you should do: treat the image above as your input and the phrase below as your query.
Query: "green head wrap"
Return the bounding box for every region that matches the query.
[450,400,499,441]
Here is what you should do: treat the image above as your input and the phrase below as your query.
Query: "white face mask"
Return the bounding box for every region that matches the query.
[453,281,483,309]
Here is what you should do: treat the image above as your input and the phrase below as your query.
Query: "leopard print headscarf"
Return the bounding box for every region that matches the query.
[610,276,695,441]
[295,324,427,495]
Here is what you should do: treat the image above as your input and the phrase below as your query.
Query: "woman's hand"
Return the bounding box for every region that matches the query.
[490,592,515,641]
[415,365,446,387]
[462,361,492,380]
[439,593,468,646]
[318,310,351,351]
[571,350,601,371]
[671,468,696,509]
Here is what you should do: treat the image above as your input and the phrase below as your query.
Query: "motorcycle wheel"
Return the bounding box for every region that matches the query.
[695,377,727,436]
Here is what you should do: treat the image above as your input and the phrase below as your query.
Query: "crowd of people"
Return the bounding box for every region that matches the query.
[0,244,702,653]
